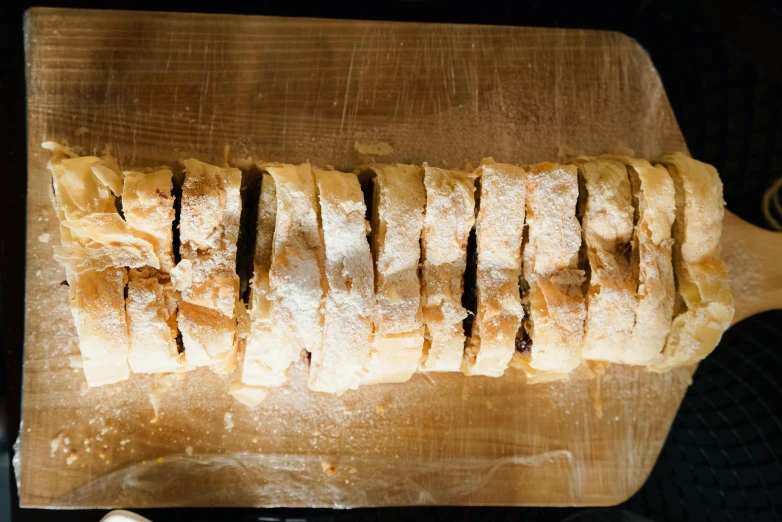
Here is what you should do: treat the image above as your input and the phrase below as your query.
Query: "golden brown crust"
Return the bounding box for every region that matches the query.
[651,153,734,371]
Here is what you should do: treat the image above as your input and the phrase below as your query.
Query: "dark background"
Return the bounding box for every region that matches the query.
[1,0,781,521]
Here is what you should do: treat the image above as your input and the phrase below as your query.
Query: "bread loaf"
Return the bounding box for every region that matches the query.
[44,144,735,390]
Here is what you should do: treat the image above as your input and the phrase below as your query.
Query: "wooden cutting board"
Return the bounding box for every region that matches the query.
[20,7,782,508]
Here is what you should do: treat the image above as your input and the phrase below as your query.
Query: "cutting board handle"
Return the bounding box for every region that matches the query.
[723,210,782,324]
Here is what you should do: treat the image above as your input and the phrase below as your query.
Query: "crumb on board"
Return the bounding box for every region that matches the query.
[557,144,583,162]
[50,432,64,457]
[231,155,255,171]
[38,233,50,243]
[73,127,89,136]
[65,453,78,465]
[354,141,393,156]
[149,374,177,419]
[224,412,234,431]
[320,460,336,476]
[185,446,193,457]
[229,383,267,409]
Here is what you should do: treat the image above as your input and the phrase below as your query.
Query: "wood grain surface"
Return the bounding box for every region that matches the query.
[21,7,772,509]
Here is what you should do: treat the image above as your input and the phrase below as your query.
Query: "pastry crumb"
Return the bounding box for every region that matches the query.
[354,141,393,156]
[50,432,64,457]
[149,374,176,419]
[320,460,336,476]
[65,453,78,465]
[38,233,50,243]
[224,412,234,431]
[185,446,193,457]
[73,127,89,136]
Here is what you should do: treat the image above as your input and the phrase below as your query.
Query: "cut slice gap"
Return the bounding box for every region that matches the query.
[461,224,478,338]
[516,223,531,355]
[171,169,184,266]
[236,168,262,303]
[576,168,591,297]
[357,170,375,230]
